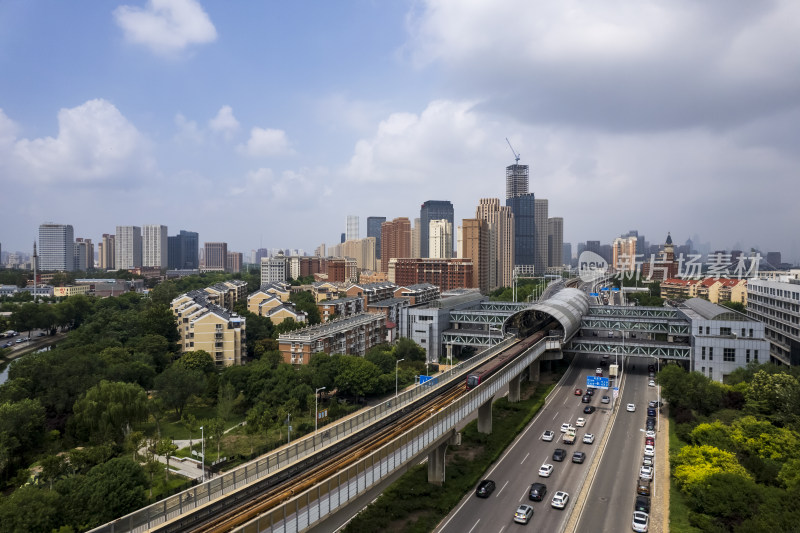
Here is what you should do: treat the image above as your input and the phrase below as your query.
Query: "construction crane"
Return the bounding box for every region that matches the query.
[506,137,520,164]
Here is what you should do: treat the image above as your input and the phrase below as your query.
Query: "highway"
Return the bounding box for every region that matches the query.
[435,353,615,533]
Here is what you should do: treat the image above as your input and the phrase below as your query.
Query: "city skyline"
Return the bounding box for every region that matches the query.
[1,1,799,262]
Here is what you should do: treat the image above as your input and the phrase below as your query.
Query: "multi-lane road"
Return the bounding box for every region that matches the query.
[435,353,660,533]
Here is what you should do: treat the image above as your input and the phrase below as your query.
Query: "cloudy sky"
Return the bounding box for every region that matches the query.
[1,0,798,263]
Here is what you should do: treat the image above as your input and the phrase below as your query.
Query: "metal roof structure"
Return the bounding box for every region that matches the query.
[504,287,589,341]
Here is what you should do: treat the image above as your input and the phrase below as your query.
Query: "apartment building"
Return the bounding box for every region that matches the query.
[747,271,800,366]
[317,296,364,323]
[171,290,246,367]
[204,280,248,311]
[388,258,474,292]
[278,313,385,365]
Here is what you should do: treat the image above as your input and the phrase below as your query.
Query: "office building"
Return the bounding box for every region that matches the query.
[171,290,246,367]
[380,217,411,273]
[327,258,359,283]
[168,230,199,270]
[74,238,94,271]
[420,200,454,258]
[367,216,386,259]
[115,226,143,270]
[506,163,529,199]
[99,233,115,270]
[388,258,474,292]
[38,223,75,272]
[547,218,563,269]
[411,218,421,259]
[142,224,168,269]
[261,254,287,284]
[476,198,515,290]
[346,215,360,241]
[747,270,800,366]
[563,243,573,267]
[227,252,243,273]
[204,242,228,271]
[341,237,377,271]
[461,219,490,293]
[506,193,535,267]
[534,198,548,274]
[429,219,453,259]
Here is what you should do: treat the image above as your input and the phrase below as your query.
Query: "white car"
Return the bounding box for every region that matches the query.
[648,379,656,387]
[601,395,610,404]
[542,430,555,442]
[645,430,656,439]
[640,465,653,479]
[644,444,655,457]
[583,433,595,444]
[538,463,554,477]
[642,456,654,467]
[632,511,649,532]
[560,423,573,433]
[551,491,569,509]
[575,417,586,427]
[627,403,636,412]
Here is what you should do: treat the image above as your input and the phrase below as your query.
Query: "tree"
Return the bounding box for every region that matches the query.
[216,381,239,421]
[0,485,63,533]
[176,350,215,374]
[0,399,46,479]
[39,454,68,490]
[126,430,146,462]
[182,414,199,451]
[673,444,752,492]
[394,338,426,362]
[690,421,735,452]
[155,438,178,482]
[246,401,272,447]
[72,380,149,444]
[334,356,381,400]
[154,366,206,417]
[745,370,800,418]
[205,417,225,459]
[685,472,761,527]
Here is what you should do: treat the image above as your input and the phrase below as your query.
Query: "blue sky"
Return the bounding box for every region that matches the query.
[1,0,799,263]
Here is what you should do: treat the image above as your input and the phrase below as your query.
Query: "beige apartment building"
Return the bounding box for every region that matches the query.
[171,290,246,367]
[278,312,385,365]
[476,198,515,290]
[247,284,307,325]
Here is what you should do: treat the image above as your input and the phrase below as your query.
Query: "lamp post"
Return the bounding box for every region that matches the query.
[199,426,205,483]
[395,358,405,399]
[315,386,326,433]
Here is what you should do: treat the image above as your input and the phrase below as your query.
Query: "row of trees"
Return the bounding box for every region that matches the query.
[661,364,800,531]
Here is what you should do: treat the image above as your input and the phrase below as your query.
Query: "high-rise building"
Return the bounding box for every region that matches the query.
[99,234,115,270]
[227,252,243,273]
[506,163,529,200]
[261,253,287,284]
[506,193,535,267]
[476,198,515,290]
[204,242,228,271]
[388,257,474,291]
[547,217,563,268]
[115,226,143,270]
[342,237,377,271]
[613,236,638,272]
[168,230,199,270]
[411,218,421,259]
[429,219,453,259]
[747,270,800,366]
[367,216,386,259]
[534,198,549,274]
[420,200,454,258]
[381,217,411,273]
[563,243,573,267]
[461,218,490,293]
[38,223,75,272]
[346,215,360,241]
[143,224,168,269]
[74,238,94,271]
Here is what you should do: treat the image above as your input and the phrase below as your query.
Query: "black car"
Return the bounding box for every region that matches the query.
[635,494,651,513]
[553,448,567,462]
[571,451,586,464]
[529,482,547,501]
[583,405,596,414]
[581,394,591,403]
[599,359,608,366]
[647,407,657,417]
[475,479,496,498]
[646,418,656,430]
[586,388,595,395]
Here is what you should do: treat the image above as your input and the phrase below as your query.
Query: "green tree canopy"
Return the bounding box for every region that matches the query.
[154,366,206,417]
[72,380,149,444]
[175,350,215,374]
[673,444,752,492]
[335,356,381,399]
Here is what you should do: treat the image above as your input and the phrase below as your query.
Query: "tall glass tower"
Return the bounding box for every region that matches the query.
[420,200,454,258]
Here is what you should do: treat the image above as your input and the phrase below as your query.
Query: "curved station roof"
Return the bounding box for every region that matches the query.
[504,287,590,341]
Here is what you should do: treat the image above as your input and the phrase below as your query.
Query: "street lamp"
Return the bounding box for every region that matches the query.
[199,426,205,483]
[395,358,405,399]
[315,386,326,433]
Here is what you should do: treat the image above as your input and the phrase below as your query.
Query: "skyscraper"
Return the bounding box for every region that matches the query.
[74,238,94,271]
[547,217,563,268]
[115,226,143,270]
[476,198,515,290]
[420,200,454,258]
[38,223,74,271]
[380,217,411,273]
[99,233,115,270]
[534,199,549,274]
[346,215,359,241]
[411,218,421,259]
[429,219,453,259]
[143,224,168,268]
[506,164,529,200]
[461,218,490,293]
[204,242,228,271]
[366,216,386,259]
[506,193,535,267]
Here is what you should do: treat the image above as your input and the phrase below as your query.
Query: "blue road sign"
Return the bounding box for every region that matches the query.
[600,287,609,292]
[611,287,620,292]
[586,375,610,389]
[589,292,599,297]
[419,375,438,386]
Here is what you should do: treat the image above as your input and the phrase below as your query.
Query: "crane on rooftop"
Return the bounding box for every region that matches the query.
[506,137,520,164]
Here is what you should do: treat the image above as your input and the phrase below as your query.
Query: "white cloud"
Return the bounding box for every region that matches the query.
[10,99,154,184]
[0,109,18,146]
[174,113,204,144]
[234,166,329,201]
[208,105,240,140]
[237,127,293,157]
[114,0,217,56]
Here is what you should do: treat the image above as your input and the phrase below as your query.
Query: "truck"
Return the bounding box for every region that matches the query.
[563,428,577,445]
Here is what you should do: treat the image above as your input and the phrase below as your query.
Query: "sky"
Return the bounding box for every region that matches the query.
[1,0,798,263]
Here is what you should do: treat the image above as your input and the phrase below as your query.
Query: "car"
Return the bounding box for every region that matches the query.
[513,504,534,524]
[645,430,656,439]
[528,482,547,501]
[538,463,554,477]
[645,437,655,446]
[647,407,657,417]
[642,456,654,467]
[636,478,651,496]
[551,491,569,509]
[632,511,649,532]
[646,418,656,431]
[648,379,656,387]
[627,403,636,412]
[15,338,23,344]
[603,353,610,359]
[640,465,653,479]
[635,495,651,513]
[586,387,595,395]
[648,400,658,408]
[475,479,496,498]
[583,433,595,444]
[601,395,611,404]
[571,451,586,464]
[542,430,555,442]
[595,368,603,376]
[581,394,591,403]
[644,444,655,457]
[37,332,45,337]
[575,417,586,427]
[583,405,596,414]
[553,448,567,462]
[574,388,583,395]
[560,423,572,433]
